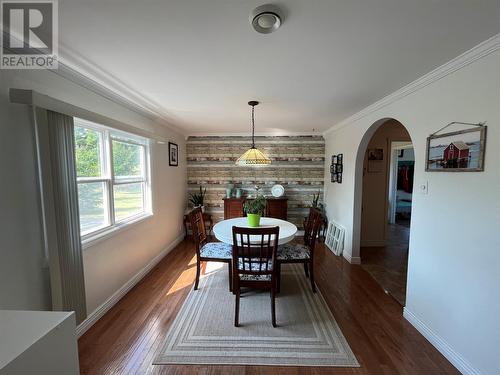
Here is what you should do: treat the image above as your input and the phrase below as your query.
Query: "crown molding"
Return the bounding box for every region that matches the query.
[4,31,185,135]
[323,33,500,136]
[187,131,324,137]
[10,30,498,138]
[53,45,186,136]
[9,88,174,143]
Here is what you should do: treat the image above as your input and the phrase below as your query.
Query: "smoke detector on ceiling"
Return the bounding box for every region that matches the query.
[251,4,282,34]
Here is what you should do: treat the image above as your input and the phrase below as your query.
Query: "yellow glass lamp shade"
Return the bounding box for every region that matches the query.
[236,147,272,166]
[236,100,272,166]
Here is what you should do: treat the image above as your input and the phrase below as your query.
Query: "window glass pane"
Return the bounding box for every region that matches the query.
[112,140,143,178]
[74,126,102,177]
[113,183,144,221]
[78,182,107,234]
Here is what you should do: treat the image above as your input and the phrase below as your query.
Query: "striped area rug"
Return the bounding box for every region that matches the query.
[155,263,359,367]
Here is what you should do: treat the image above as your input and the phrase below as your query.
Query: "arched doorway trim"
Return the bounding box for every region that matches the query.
[351,117,414,259]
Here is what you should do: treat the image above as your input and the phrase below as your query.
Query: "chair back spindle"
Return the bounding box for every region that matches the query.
[232,226,280,278]
[188,207,208,254]
[304,207,323,251]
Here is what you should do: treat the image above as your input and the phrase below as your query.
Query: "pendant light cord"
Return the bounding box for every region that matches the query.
[251,104,256,148]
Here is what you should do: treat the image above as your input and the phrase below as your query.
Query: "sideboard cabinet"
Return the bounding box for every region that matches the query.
[223,198,245,219]
[223,197,288,220]
[265,197,288,220]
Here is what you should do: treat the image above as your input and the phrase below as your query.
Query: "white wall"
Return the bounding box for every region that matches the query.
[83,137,186,314]
[323,42,500,374]
[0,72,51,310]
[0,69,187,318]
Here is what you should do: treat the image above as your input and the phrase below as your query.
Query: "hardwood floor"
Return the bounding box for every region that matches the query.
[78,239,459,374]
[361,223,410,306]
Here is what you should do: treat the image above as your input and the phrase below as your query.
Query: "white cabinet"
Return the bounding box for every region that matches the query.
[0,310,79,375]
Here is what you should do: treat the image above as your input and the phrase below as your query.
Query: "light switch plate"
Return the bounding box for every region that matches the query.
[418,181,428,194]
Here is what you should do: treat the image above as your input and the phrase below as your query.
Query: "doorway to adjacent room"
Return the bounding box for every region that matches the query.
[359,120,414,306]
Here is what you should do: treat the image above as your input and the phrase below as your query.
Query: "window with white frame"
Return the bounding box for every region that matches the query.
[74,118,152,239]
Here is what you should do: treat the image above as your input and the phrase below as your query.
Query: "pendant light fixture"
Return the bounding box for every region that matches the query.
[236,101,272,166]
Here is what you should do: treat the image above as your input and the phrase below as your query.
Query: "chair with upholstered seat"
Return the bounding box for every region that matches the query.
[277,207,323,293]
[189,207,233,291]
[232,226,280,327]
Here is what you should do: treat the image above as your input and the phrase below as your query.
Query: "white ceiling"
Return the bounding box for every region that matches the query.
[59,0,500,135]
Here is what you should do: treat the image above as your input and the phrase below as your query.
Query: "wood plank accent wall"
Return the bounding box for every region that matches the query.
[187,136,325,229]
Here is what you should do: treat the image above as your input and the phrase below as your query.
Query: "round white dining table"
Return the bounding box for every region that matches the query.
[213,217,297,245]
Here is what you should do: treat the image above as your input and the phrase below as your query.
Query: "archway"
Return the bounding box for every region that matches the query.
[352,118,414,305]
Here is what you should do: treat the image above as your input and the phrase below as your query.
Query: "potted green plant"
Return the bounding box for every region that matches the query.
[305,191,325,231]
[311,190,325,214]
[244,194,266,227]
[312,191,320,208]
[189,186,207,212]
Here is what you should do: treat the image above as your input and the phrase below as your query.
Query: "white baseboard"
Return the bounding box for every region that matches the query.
[76,233,185,338]
[403,307,480,375]
[343,252,361,264]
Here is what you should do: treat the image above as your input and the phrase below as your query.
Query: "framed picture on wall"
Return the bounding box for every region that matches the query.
[169,142,179,166]
[367,148,384,161]
[425,126,487,172]
[367,148,384,172]
[330,154,343,183]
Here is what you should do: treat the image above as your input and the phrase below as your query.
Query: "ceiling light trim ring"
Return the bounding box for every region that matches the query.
[252,11,281,34]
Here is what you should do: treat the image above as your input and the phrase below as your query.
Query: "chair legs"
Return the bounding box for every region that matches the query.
[194,258,201,290]
[271,284,277,327]
[234,288,240,327]
[227,261,232,292]
[277,263,281,293]
[276,262,316,293]
[309,261,316,293]
[195,260,233,292]
[234,281,277,327]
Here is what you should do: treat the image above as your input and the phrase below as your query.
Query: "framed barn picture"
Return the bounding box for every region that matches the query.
[425,126,487,172]
[169,142,179,166]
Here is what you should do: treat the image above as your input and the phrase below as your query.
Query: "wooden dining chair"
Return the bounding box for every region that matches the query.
[232,226,280,327]
[188,207,233,291]
[277,207,323,293]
